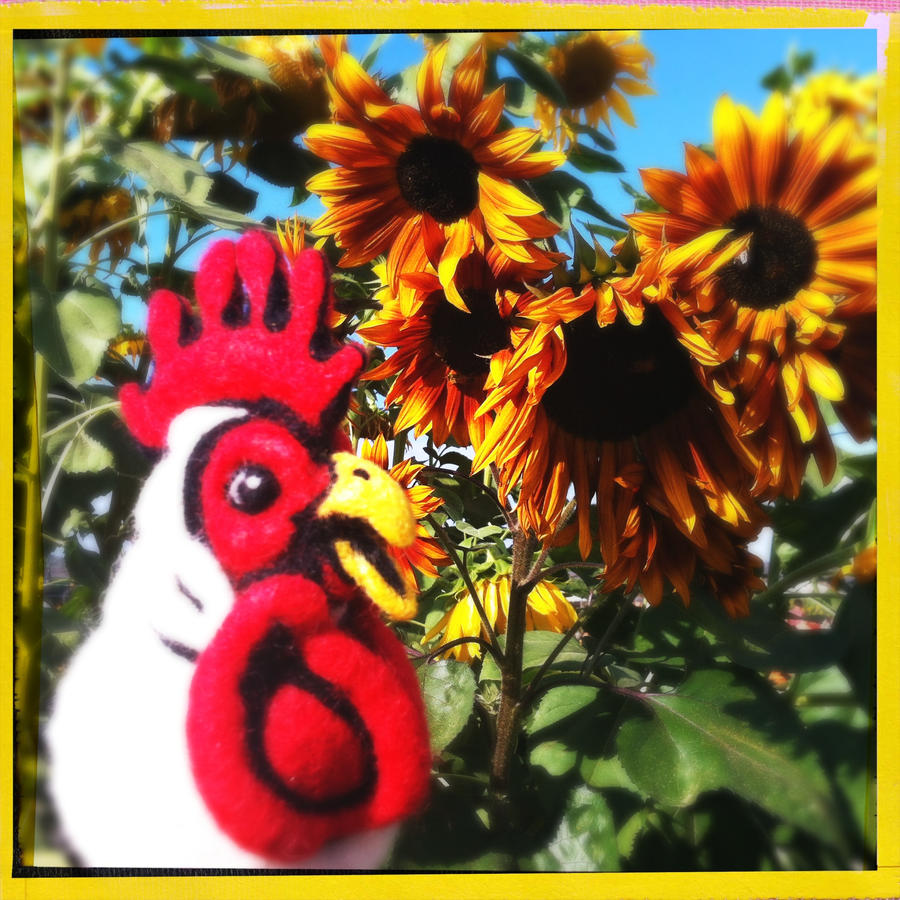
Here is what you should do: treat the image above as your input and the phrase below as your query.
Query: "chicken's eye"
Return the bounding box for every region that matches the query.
[226,465,281,514]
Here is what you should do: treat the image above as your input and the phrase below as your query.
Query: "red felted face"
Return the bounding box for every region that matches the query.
[188,415,333,581]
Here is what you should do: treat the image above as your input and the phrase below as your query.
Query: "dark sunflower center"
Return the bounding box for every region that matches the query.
[557,39,618,108]
[429,288,510,377]
[717,205,818,310]
[541,307,697,442]
[396,136,480,224]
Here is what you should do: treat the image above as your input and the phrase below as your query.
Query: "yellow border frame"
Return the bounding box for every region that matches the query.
[2,4,898,898]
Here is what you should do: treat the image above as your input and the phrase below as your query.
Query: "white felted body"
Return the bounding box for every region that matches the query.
[47,406,397,869]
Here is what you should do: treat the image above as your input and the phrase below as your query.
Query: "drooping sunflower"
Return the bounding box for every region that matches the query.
[830,288,876,443]
[534,31,654,149]
[473,248,767,615]
[58,184,134,264]
[629,94,877,497]
[357,435,450,585]
[153,35,329,156]
[358,244,579,447]
[306,40,564,303]
[424,575,577,663]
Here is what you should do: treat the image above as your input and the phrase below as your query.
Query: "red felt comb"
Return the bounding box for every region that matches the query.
[120,232,365,449]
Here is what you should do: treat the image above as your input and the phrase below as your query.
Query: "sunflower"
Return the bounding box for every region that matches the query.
[358,245,579,447]
[830,288,876,443]
[473,254,767,614]
[629,94,877,497]
[534,31,654,149]
[306,40,564,304]
[58,184,133,264]
[153,35,328,154]
[357,435,450,585]
[424,575,577,663]
[788,70,878,139]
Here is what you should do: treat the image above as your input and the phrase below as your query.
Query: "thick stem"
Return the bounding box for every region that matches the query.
[16,41,72,867]
[489,528,536,795]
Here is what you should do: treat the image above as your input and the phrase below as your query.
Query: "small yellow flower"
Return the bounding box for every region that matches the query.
[839,542,876,583]
[424,575,577,663]
[357,435,450,584]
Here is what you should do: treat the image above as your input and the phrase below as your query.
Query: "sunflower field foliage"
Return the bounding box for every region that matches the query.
[14,32,877,871]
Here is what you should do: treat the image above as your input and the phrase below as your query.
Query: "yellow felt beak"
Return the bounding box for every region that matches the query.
[318,452,418,620]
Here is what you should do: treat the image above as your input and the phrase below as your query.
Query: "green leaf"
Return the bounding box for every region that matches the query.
[498,47,568,108]
[361,34,389,72]
[576,194,627,229]
[32,286,122,385]
[685,586,846,673]
[530,739,578,776]
[97,132,258,229]
[192,37,275,85]
[524,785,620,871]
[247,140,327,189]
[579,753,637,792]
[617,668,847,849]
[526,685,598,734]
[51,428,115,474]
[417,659,476,752]
[568,144,625,174]
[207,172,258,215]
[499,76,537,118]
[761,65,792,93]
[480,630,587,682]
[122,54,218,107]
[568,121,616,151]
[768,479,875,573]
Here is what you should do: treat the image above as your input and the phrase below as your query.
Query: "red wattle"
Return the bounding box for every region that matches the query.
[186,573,431,863]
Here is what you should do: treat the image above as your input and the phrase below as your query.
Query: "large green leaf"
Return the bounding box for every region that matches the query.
[417,659,476,752]
[31,286,122,385]
[616,668,847,849]
[97,133,258,229]
[480,630,587,682]
[47,424,115,475]
[524,785,620,871]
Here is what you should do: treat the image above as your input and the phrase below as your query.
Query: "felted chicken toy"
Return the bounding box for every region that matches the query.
[47,231,432,868]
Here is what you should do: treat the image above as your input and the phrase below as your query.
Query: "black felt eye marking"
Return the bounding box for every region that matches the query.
[226,464,281,514]
[353,468,370,480]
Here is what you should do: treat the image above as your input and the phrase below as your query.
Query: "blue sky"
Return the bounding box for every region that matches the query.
[115,27,876,323]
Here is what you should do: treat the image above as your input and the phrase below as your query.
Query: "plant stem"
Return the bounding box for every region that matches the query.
[523,498,577,586]
[489,527,535,795]
[16,40,72,868]
[582,593,633,676]
[422,635,497,663]
[753,545,857,606]
[41,400,119,439]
